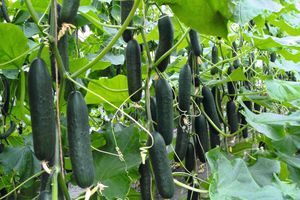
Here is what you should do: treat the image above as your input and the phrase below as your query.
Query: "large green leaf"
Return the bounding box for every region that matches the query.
[0,24,29,69]
[93,125,141,199]
[265,79,300,107]
[85,75,129,106]
[207,148,283,200]
[270,59,300,73]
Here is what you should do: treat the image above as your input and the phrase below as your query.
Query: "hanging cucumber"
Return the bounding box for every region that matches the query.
[149,132,174,199]
[270,52,276,62]
[1,0,10,23]
[232,41,240,69]
[126,39,142,102]
[226,100,238,134]
[60,0,80,23]
[227,65,236,100]
[210,45,219,75]
[67,91,95,188]
[155,77,174,145]
[202,86,220,148]
[185,142,195,172]
[121,0,134,42]
[150,96,158,130]
[28,58,56,161]
[212,86,223,124]
[154,14,174,72]
[139,159,152,200]
[174,125,189,162]
[178,64,192,114]
[194,114,209,163]
[189,29,201,57]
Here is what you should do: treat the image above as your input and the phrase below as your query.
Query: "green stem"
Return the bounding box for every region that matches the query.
[58,172,71,200]
[0,171,44,200]
[152,28,191,69]
[24,0,44,34]
[71,0,141,78]
[173,179,208,193]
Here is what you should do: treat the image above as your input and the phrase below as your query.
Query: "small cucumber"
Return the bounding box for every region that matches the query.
[194,114,209,163]
[150,96,158,130]
[189,29,201,57]
[227,65,236,100]
[154,14,174,72]
[60,0,80,23]
[178,64,192,114]
[139,159,152,200]
[232,41,240,69]
[28,58,56,161]
[210,45,219,75]
[185,142,195,172]
[126,39,142,102]
[67,91,95,188]
[226,100,238,134]
[149,132,174,199]
[121,0,134,42]
[155,77,174,145]
[174,125,189,162]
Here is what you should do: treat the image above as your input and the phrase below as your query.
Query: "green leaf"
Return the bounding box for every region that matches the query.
[270,59,300,72]
[265,79,300,108]
[93,125,141,199]
[85,75,129,106]
[0,24,29,69]
[207,148,283,200]
[207,67,247,86]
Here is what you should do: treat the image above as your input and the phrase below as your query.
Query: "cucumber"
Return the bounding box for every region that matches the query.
[1,75,9,117]
[194,114,209,163]
[126,39,142,102]
[189,29,201,57]
[187,183,199,200]
[270,52,276,62]
[67,91,95,188]
[178,64,192,114]
[155,77,173,145]
[232,41,240,69]
[120,0,134,42]
[227,65,236,99]
[185,142,195,172]
[154,14,174,72]
[212,86,223,124]
[28,58,56,161]
[241,115,248,138]
[202,86,220,148]
[174,125,189,162]
[139,159,151,200]
[149,132,174,199]
[226,100,238,134]
[210,45,219,75]
[150,96,158,130]
[0,0,10,23]
[60,0,80,23]
[38,191,52,200]
[188,51,194,75]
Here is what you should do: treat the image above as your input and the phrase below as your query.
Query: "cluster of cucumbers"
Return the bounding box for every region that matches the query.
[27,0,95,198]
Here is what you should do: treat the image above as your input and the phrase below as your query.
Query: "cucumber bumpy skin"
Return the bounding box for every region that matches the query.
[154,14,174,72]
[210,45,219,75]
[67,91,95,188]
[139,159,152,200]
[125,39,142,102]
[189,29,201,57]
[226,100,238,134]
[28,58,56,161]
[155,77,174,145]
[60,0,80,24]
[149,132,175,199]
[194,114,209,163]
[178,64,192,114]
[174,125,189,162]
[121,0,134,42]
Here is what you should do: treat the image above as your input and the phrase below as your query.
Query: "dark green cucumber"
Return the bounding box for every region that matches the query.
[194,114,209,163]
[154,14,174,72]
[1,75,9,117]
[67,91,95,188]
[241,115,248,138]
[155,77,173,145]
[227,65,236,100]
[60,0,80,23]
[1,0,10,23]
[178,64,192,114]
[187,182,199,200]
[120,0,134,42]
[185,142,195,172]
[149,132,174,199]
[254,103,261,113]
[150,96,158,130]
[202,86,220,148]
[188,51,194,75]
[174,125,189,162]
[270,52,276,62]
[28,58,56,161]
[226,100,238,134]
[189,29,201,57]
[139,159,152,200]
[212,86,223,124]
[126,39,142,102]
[210,45,219,75]
[232,41,240,69]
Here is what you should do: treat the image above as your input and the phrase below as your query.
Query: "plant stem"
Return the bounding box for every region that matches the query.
[71,0,141,78]
[58,172,71,200]
[24,0,44,34]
